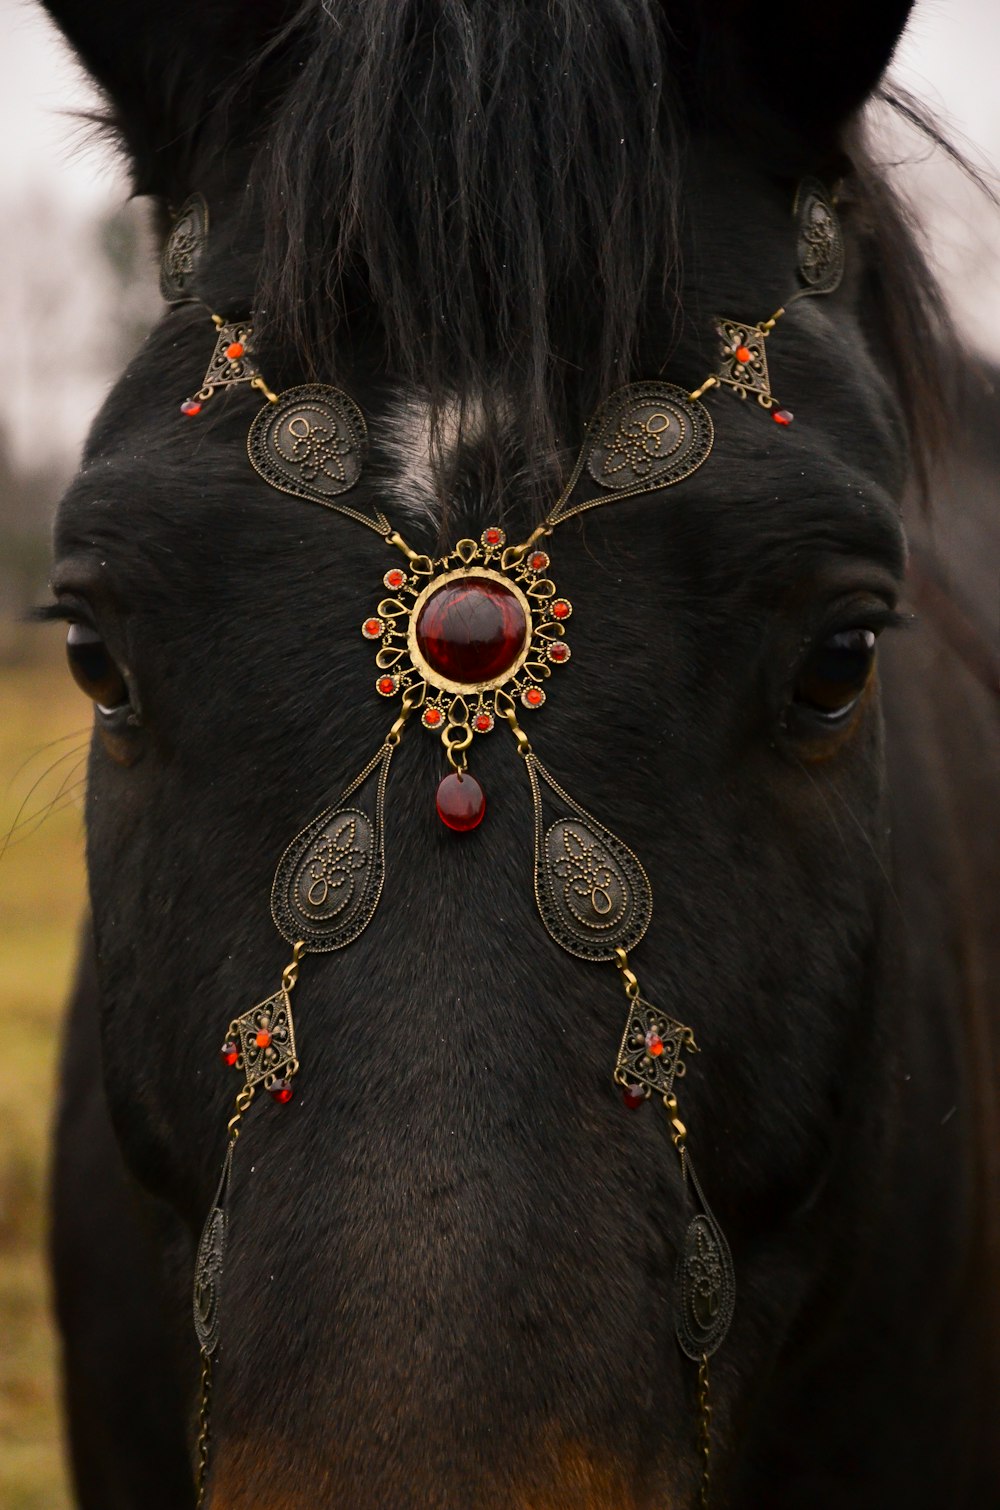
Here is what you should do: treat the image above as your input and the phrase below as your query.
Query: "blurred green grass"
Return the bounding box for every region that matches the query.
[0,639,87,1510]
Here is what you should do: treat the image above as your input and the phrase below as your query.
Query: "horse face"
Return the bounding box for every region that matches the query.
[44,1,922,1504]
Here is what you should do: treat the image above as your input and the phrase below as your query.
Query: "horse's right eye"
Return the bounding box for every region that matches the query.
[66,623,130,712]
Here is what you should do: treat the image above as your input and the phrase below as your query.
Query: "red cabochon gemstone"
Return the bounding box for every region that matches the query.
[436,772,486,832]
[226,342,245,360]
[415,577,527,685]
[735,345,752,365]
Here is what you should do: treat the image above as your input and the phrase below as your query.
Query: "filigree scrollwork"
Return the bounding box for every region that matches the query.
[201,320,259,392]
[715,318,773,405]
[229,989,298,1087]
[794,177,844,297]
[193,1204,227,1354]
[248,384,368,503]
[160,193,208,302]
[674,1156,735,1361]
[614,997,696,1100]
[527,755,652,961]
[584,383,714,501]
[271,746,391,950]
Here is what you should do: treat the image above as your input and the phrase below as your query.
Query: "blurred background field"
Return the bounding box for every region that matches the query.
[0,643,84,1510]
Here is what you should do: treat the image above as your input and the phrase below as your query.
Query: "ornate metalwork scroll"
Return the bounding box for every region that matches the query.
[675,1157,736,1361]
[271,744,392,951]
[793,177,844,297]
[248,384,368,504]
[192,1144,234,1355]
[614,997,696,1101]
[160,193,208,302]
[527,755,652,961]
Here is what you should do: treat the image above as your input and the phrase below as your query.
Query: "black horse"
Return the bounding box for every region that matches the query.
[40,2,998,1506]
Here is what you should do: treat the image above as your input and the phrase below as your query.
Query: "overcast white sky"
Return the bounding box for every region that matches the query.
[1,0,998,470]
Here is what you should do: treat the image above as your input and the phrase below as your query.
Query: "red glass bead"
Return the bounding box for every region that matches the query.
[550,599,571,621]
[220,1040,239,1068]
[773,409,794,426]
[415,577,527,685]
[645,1029,665,1058]
[384,568,407,590]
[256,1028,272,1049]
[362,617,384,639]
[522,686,545,708]
[528,552,550,572]
[422,707,444,728]
[226,341,245,360]
[376,675,397,697]
[436,771,486,832]
[735,344,752,365]
[548,642,570,663]
[623,1084,646,1110]
[270,1079,294,1105]
[180,399,202,416]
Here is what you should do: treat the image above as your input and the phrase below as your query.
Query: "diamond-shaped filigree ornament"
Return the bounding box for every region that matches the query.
[614,997,696,1099]
[230,988,297,1087]
[715,318,773,404]
[200,321,259,395]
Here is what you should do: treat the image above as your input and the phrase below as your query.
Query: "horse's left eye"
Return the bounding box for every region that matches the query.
[793,628,877,720]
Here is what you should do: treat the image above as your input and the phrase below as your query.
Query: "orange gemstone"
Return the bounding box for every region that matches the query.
[523,686,545,708]
[384,568,406,589]
[362,618,384,639]
[423,707,443,727]
[645,1029,664,1057]
[376,676,397,696]
[735,345,752,365]
[474,712,494,732]
[256,1029,272,1048]
[551,600,571,620]
[528,552,550,571]
[482,527,504,546]
[226,341,245,360]
[773,409,794,426]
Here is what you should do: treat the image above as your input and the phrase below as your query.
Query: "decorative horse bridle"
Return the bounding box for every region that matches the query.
[162,179,845,1506]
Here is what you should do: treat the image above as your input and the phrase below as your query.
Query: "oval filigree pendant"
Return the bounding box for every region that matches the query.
[271,746,391,951]
[248,384,368,504]
[526,755,652,961]
[674,1157,736,1361]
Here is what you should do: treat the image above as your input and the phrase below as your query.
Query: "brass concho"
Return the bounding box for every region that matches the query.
[160,193,208,302]
[271,749,390,951]
[586,382,714,498]
[248,384,368,504]
[193,1203,227,1355]
[794,177,844,297]
[675,1210,736,1361]
[614,997,696,1100]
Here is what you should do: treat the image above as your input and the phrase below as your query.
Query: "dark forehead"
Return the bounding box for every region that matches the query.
[55,144,907,590]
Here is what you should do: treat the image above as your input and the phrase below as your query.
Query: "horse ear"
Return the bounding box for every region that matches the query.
[720,0,916,144]
[39,1,295,196]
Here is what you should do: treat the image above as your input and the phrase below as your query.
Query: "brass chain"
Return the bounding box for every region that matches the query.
[194,1351,213,1507]
[697,1353,712,1508]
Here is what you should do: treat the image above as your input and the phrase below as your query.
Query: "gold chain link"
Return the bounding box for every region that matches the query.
[697,1353,712,1508]
[194,1351,213,1507]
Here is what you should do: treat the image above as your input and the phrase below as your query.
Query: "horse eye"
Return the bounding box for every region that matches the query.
[793,628,877,720]
[66,623,130,712]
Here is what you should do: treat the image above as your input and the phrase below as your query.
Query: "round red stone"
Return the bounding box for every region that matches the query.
[551,599,571,620]
[735,344,752,365]
[180,399,202,416]
[415,577,527,685]
[436,771,486,831]
[528,552,550,571]
[377,676,397,696]
[623,1084,646,1110]
[423,707,443,728]
[384,568,406,589]
[256,1028,272,1049]
[523,686,545,708]
[226,341,245,360]
[474,713,494,732]
[645,1029,665,1058]
[220,1040,239,1068]
[773,409,794,426]
[548,642,569,663]
[483,527,504,545]
[270,1079,294,1105]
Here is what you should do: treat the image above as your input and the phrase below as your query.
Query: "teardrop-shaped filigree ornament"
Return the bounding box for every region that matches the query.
[793,177,844,297]
[526,755,652,961]
[248,384,368,504]
[160,193,208,302]
[271,745,391,951]
[675,1158,736,1361]
[584,382,714,499]
[193,1143,235,1356]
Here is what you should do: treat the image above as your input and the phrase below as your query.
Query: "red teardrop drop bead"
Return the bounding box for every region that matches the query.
[622,1084,646,1110]
[220,1040,239,1068]
[270,1079,294,1105]
[436,772,486,832]
[415,577,527,685]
